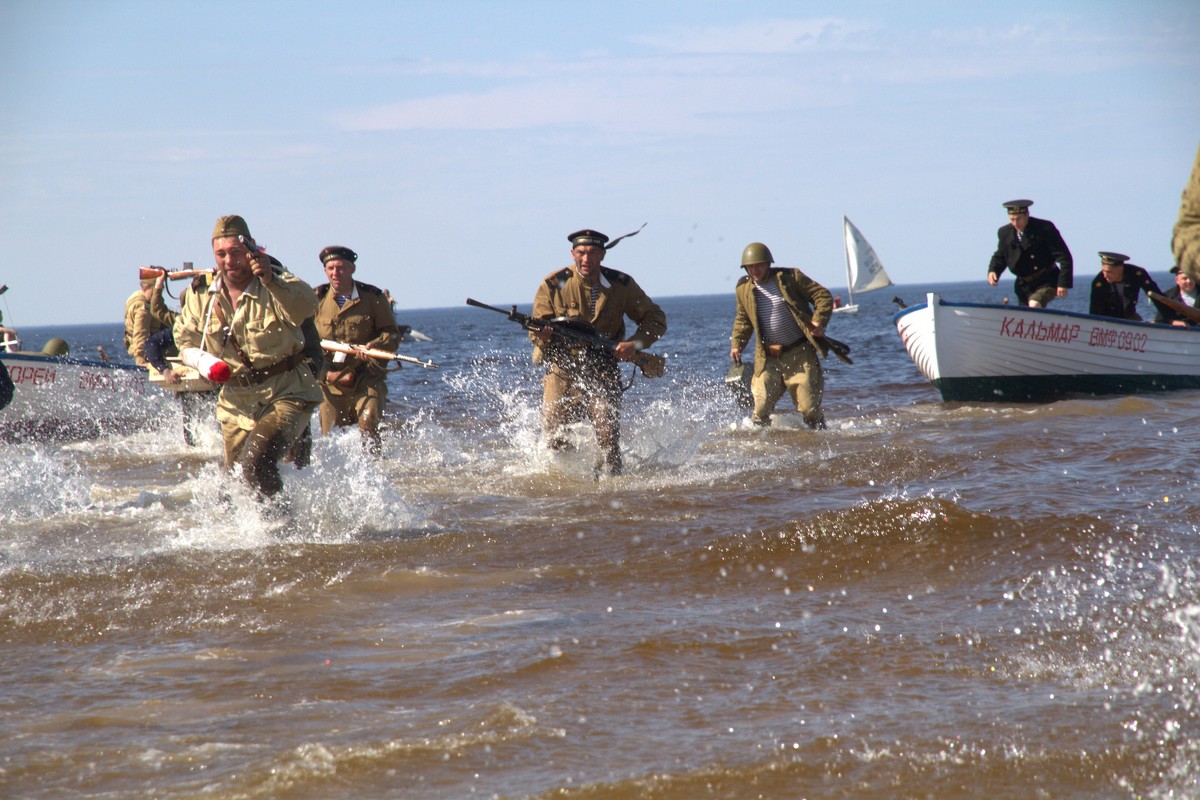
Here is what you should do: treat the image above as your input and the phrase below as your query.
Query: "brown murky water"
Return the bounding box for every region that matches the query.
[4,287,1199,798]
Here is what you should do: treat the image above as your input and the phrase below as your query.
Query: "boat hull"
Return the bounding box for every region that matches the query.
[1,352,174,441]
[894,293,1200,402]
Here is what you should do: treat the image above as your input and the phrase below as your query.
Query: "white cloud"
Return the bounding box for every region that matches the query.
[630,17,868,55]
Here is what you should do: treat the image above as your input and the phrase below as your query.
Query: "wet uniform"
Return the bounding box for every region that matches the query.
[174,263,321,496]
[313,280,400,452]
[532,263,666,474]
[731,267,833,428]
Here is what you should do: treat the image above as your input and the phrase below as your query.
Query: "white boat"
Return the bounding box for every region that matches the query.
[833,216,893,314]
[895,292,1200,402]
[1,349,175,442]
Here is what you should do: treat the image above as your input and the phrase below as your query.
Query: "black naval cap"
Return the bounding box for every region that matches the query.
[320,245,358,264]
[1099,251,1130,266]
[1002,199,1033,212]
[568,229,609,249]
[1171,264,1183,274]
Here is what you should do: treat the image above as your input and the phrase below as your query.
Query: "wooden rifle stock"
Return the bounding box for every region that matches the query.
[320,339,440,369]
[1149,291,1200,326]
[465,298,665,378]
[139,266,213,281]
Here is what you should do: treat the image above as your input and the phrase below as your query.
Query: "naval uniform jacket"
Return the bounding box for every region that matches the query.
[731,268,834,377]
[313,281,401,391]
[530,265,666,368]
[988,217,1074,294]
[1088,265,1162,321]
[174,265,322,430]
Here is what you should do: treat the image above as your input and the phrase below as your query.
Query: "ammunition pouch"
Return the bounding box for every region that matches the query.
[764,340,803,359]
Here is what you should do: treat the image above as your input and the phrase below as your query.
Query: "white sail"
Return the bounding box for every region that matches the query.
[837,216,892,313]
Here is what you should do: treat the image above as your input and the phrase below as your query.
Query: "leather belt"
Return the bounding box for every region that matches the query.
[229,353,304,388]
[765,339,804,358]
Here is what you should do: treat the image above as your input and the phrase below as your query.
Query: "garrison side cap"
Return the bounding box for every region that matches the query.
[213,214,252,241]
[568,229,609,249]
[1002,199,1034,211]
[1099,251,1130,265]
[320,245,358,264]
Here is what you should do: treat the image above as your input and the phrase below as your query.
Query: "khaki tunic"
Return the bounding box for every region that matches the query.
[531,264,666,472]
[531,265,666,361]
[731,268,834,426]
[313,282,401,438]
[174,268,322,435]
[1174,143,1200,283]
[124,290,165,367]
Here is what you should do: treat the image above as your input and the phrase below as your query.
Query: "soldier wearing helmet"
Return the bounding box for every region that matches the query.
[730,242,833,428]
[312,245,402,456]
[530,227,666,476]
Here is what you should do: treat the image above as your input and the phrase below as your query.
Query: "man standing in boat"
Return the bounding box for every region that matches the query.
[174,215,322,500]
[729,242,833,429]
[312,245,401,456]
[1089,252,1162,321]
[987,199,1073,307]
[531,228,666,476]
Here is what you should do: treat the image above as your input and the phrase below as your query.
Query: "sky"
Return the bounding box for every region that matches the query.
[1,0,1198,327]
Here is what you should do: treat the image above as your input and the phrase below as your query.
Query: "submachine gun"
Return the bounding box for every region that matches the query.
[466,298,666,379]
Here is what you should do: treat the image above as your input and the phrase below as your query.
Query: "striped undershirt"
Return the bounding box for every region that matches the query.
[753,280,804,346]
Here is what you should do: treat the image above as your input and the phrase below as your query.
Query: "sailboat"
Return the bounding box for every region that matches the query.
[833,216,893,314]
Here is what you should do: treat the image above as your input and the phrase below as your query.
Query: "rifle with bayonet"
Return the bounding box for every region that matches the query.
[321,339,440,369]
[466,298,666,378]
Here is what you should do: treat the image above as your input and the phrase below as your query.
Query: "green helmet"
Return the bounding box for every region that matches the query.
[42,337,70,357]
[741,242,774,267]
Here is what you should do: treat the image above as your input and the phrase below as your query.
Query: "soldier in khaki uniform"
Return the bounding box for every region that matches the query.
[531,228,666,476]
[123,278,166,366]
[312,245,401,455]
[1174,143,1200,285]
[729,242,833,428]
[174,215,322,498]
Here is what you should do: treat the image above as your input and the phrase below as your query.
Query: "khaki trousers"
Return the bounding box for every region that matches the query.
[751,342,824,428]
[221,396,318,497]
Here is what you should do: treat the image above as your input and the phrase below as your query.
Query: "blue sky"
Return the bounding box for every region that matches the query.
[1,0,1197,326]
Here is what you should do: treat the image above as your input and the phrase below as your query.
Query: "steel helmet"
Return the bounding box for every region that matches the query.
[41,337,70,356]
[741,242,774,267]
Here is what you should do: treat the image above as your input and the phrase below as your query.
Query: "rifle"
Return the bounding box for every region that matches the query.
[795,315,853,365]
[1149,291,1200,326]
[321,339,440,369]
[139,266,213,281]
[466,298,666,378]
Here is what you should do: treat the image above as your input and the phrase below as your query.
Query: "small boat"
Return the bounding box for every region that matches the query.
[895,292,1200,402]
[1,348,176,442]
[833,216,893,314]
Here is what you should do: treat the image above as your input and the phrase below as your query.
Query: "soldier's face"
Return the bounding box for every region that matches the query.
[324,259,355,293]
[744,261,771,283]
[212,236,254,286]
[572,245,604,281]
[1008,209,1029,232]
[1101,263,1125,283]
[1177,272,1195,293]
